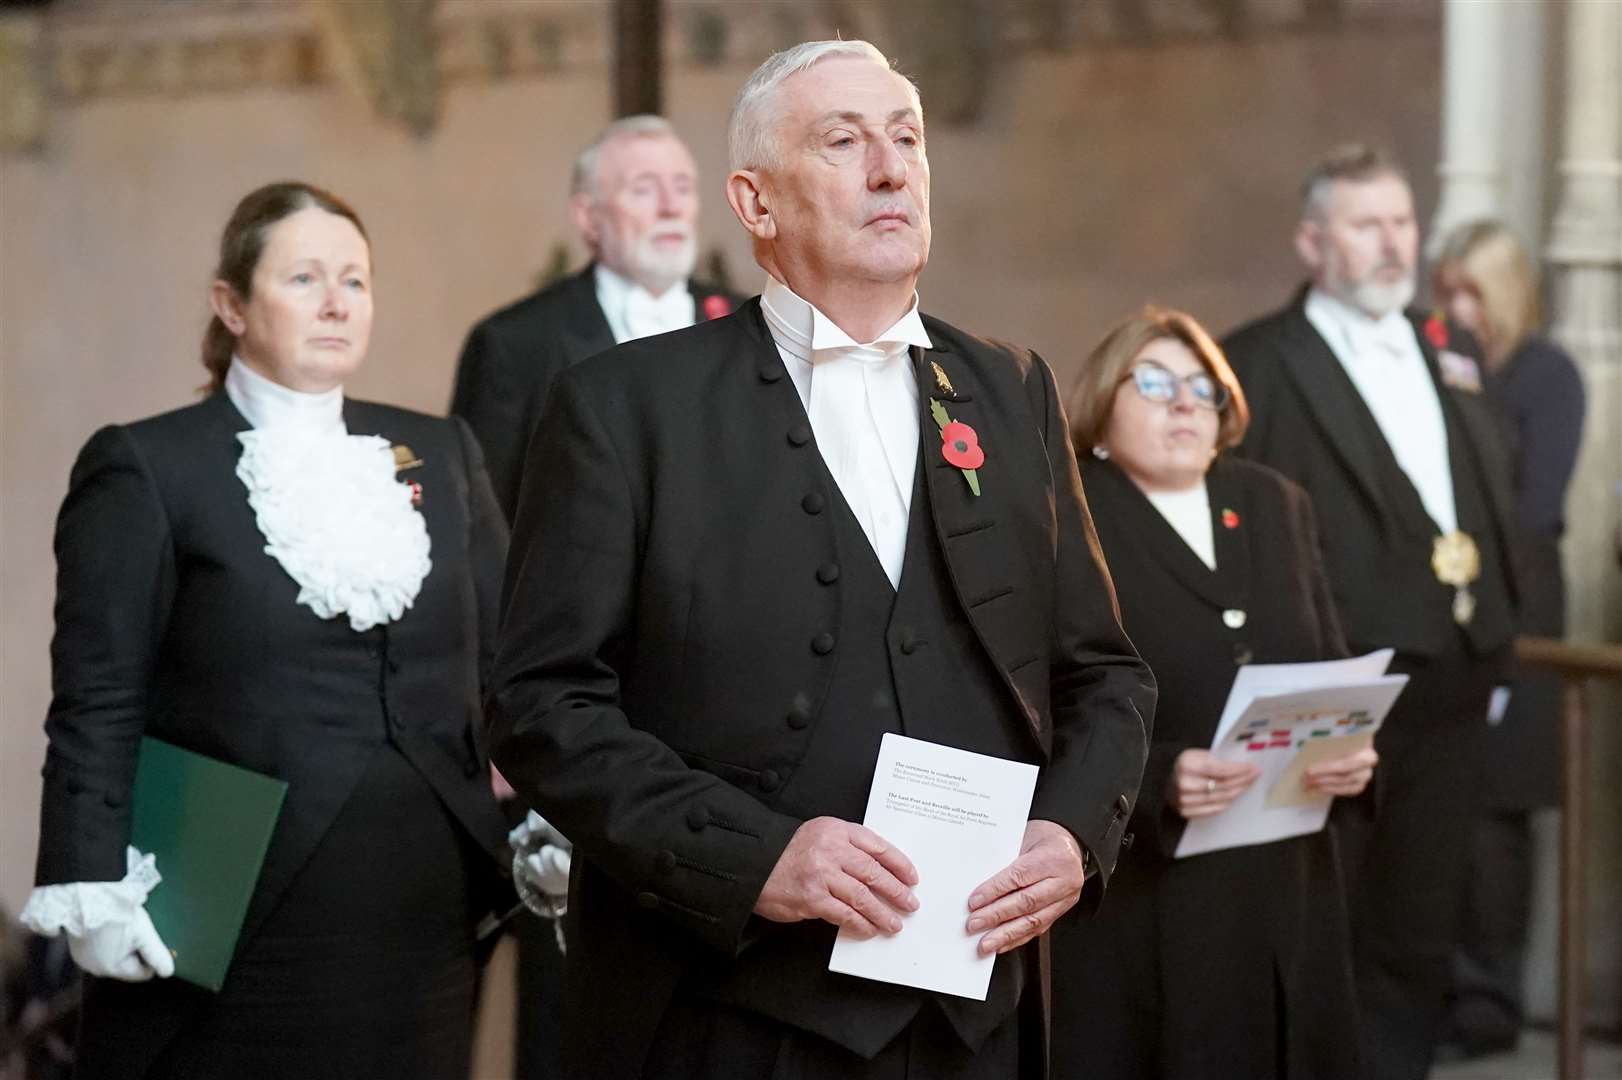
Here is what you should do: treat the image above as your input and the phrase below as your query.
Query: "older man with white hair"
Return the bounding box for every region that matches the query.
[487,40,1153,1079]
[451,114,737,523]
[1223,145,1519,1080]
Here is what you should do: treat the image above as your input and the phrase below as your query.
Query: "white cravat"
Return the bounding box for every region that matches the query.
[761,276,933,590]
[224,355,346,435]
[1305,288,1458,534]
[1145,483,1216,570]
[594,263,695,344]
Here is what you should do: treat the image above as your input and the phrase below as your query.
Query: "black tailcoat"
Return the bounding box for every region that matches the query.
[1222,289,1520,1079]
[1221,289,1518,661]
[449,266,740,522]
[33,393,510,1075]
[487,300,1156,1078]
[1051,457,1360,1080]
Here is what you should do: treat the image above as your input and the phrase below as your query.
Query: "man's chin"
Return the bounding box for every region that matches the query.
[1346,276,1416,319]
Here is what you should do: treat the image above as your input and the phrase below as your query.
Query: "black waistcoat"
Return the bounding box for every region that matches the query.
[689,452,1030,1058]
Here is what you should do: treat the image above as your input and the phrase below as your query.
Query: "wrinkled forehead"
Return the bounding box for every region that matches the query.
[1323,172,1414,219]
[780,57,923,132]
[596,133,696,187]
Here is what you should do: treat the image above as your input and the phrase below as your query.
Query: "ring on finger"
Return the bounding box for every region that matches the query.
[1205,778,1216,795]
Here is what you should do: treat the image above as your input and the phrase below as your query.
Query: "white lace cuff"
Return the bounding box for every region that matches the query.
[18,846,161,938]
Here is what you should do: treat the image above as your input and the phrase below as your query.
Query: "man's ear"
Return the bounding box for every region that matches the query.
[208,280,246,335]
[570,193,599,250]
[1293,220,1324,275]
[725,170,776,242]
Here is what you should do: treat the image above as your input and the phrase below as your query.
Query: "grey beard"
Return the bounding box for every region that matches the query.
[1344,273,1416,319]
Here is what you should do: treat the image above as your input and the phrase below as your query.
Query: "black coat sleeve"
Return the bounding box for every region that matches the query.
[450,320,532,524]
[1022,353,1156,906]
[486,368,802,956]
[452,415,510,694]
[35,426,177,885]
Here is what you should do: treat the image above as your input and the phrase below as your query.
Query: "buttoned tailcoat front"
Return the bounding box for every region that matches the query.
[487,300,1155,1077]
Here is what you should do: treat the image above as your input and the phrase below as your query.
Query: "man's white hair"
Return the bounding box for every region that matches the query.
[727,40,920,173]
[571,114,681,198]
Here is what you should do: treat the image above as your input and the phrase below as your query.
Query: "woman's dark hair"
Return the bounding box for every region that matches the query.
[201,181,370,392]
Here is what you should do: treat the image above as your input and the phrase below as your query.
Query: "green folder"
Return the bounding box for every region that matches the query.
[129,737,287,992]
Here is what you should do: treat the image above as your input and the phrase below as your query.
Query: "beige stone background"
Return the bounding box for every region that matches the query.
[1,0,1617,1062]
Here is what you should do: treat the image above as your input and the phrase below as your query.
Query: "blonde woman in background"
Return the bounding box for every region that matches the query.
[1433,220,1586,1060]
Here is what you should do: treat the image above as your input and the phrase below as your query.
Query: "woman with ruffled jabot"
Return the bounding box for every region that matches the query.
[19,182,511,1078]
[1050,306,1378,1080]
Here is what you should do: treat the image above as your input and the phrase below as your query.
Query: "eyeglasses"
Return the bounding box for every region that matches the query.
[1126,362,1230,411]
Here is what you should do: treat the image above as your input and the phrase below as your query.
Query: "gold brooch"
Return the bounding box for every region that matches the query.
[1431,530,1481,625]
[930,360,955,396]
[392,444,423,472]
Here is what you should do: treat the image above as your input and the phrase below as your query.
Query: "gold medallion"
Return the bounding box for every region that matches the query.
[1432,530,1481,625]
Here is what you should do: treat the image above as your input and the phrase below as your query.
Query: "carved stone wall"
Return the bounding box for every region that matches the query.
[0,0,1440,150]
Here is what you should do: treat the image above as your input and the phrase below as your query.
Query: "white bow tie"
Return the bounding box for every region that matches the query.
[1359,318,1414,357]
[810,341,911,367]
[622,287,693,341]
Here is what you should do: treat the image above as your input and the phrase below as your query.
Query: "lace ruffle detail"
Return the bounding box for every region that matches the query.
[236,429,432,632]
[19,846,161,937]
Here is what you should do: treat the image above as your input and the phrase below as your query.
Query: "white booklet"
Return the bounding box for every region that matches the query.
[1174,652,1407,859]
[827,733,1038,1000]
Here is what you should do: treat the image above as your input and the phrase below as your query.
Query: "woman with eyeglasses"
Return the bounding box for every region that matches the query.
[1049,306,1376,1079]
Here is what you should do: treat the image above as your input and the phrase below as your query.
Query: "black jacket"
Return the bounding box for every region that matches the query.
[1222,289,1519,660]
[1052,456,1360,1080]
[35,393,510,930]
[486,300,1155,1077]
[449,266,740,522]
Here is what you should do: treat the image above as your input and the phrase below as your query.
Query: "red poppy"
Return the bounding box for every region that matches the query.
[702,295,732,321]
[1423,312,1448,349]
[408,481,423,507]
[1222,508,1239,530]
[940,421,985,470]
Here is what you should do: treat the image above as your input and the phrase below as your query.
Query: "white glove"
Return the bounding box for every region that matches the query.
[521,844,572,900]
[18,846,175,982]
[509,810,573,900]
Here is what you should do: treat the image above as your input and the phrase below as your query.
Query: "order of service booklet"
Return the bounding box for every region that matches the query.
[827,733,1038,1001]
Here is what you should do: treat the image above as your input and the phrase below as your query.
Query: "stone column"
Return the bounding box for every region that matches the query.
[1538,0,1622,1031]
[1427,0,1508,256]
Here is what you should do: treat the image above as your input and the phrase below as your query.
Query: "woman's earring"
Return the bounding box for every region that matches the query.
[1091,445,1110,460]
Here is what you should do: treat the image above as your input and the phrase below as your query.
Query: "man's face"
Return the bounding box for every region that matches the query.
[576,133,699,294]
[1297,174,1418,318]
[761,57,931,291]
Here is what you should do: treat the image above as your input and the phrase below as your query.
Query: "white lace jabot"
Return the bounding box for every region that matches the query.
[225,357,431,632]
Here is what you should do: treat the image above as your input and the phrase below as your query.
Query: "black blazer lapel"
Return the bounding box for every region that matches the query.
[1205,456,1253,610]
[914,346,1045,750]
[1408,313,1517,541]
[1277,306,1392,517]
[1279,302,1438,542]
[1086,458,1244,611]
[560,265,617,363]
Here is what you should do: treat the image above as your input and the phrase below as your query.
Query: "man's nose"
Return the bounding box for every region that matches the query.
[868,138,908,190]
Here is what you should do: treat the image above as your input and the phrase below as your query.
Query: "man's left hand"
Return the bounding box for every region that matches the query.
[964,820,1086,956]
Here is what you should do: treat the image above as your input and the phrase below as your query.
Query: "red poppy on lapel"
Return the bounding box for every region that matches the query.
[1423,311,1448,350]
[701,294,732,321]
[408,481,423,507]
[940,421,985,471]
[929,399,982,496]
[1222,508,1240,530]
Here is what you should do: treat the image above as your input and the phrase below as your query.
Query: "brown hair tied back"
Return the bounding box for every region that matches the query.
[201,181,369,393]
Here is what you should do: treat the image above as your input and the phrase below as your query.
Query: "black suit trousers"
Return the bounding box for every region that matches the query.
[1336,637,1508,1080]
